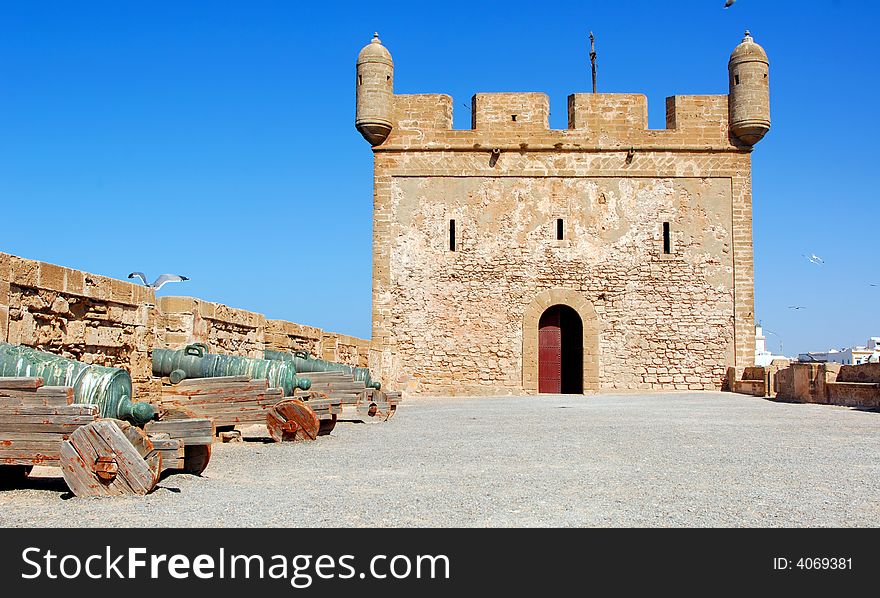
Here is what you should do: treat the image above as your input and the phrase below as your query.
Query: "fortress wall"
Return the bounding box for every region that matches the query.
[393,94,453,132]
[567,94,648,134]
[373,92,752,396]
[157,296,267,358]
[158,297,368,366]
[471,93,550,131]
[264,319,323,357]
[771,362,880,410]
[386,93,734,149]
[335,333,364,367]
[0,252,158,401]
[0,252,373,398]
[355,338,372,368]
[319,332,363,366]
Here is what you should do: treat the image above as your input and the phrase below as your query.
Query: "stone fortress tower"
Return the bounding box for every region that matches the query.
[357,32,770,396]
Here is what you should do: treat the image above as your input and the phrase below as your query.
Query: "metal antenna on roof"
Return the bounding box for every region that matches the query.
[589,31,597,93]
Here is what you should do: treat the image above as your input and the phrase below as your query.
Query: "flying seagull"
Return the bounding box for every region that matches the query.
[128,272,190,292]
[788,306,806,310]
[724,0,735,8]
[802,253,824,265]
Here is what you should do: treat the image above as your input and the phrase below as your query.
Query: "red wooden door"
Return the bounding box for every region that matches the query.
[538,309,562,393]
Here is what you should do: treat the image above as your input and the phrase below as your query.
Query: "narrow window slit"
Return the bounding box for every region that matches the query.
[449,219,456,252]
[662,222,671,255]
[556,219,564,240]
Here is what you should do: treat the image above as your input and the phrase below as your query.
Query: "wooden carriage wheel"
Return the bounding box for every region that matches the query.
[60,419,161,497]
[266,399,320,442]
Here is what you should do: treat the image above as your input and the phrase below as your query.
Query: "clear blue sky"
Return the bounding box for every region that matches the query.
[1,1,877,356]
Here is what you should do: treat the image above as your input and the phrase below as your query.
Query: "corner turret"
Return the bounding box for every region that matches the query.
[356,33,394,145]
[728,31,770,146]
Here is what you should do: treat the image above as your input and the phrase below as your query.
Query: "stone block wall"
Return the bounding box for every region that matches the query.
[567,94,648,135]
[372,93,753,396]
[0,252,158,401]
[393,94,454,133]
[264,319,323,357]
[1,252,374,398]
[780,363,840,403]
[355,338,372,368]
[157,296,266,359]
[472,93,550,131]
[335,334,362,367]
[763,362,880,410]
[156,297,367,366]
[837,363,880,383]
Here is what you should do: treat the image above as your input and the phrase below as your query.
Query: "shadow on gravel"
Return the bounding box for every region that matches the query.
[1,474,70,497]
[3,473,187,499]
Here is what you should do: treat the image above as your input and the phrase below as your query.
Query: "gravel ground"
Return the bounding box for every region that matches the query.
[1,392,878,527]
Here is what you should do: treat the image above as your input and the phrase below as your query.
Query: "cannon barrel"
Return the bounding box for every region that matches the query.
[153,344,310,396]
[264,349,381,390]
[0,342,155,425]
[152,345,210,382]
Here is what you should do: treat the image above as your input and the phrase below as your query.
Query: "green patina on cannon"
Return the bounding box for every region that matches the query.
[264,349,381,390]
[153,344,311,396]
[0,342,155,425]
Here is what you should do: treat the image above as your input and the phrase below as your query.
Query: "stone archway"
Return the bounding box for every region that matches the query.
[523,289,599,393]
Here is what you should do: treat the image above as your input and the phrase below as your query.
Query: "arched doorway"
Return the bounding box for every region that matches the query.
[523,289,599,393]
[538,305,584,394]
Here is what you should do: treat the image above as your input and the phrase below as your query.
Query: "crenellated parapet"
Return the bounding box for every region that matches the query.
[360,32,771,395]
[567,93,648,132]
[379,92,736,152]
[471,93,550,131]
[392,94,454,134]
[356,33,769,152]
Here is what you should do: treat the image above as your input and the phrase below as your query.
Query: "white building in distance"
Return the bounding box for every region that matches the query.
[755,325,787,367]
[798,337,880,365]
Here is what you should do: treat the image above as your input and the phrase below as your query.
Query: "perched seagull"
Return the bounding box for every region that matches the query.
[802,253,824,265]
[128,272,190,292]
[724,0,735,8]
[788,306,806,310]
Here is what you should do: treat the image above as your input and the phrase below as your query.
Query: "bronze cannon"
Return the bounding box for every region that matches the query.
[153,343,311,396]
[0,341,155,425]
[263,349,381,390]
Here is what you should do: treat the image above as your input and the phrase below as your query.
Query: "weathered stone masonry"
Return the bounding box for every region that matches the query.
[0,252,374,401]
[358,33,770,396]
[1,253,159,400]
